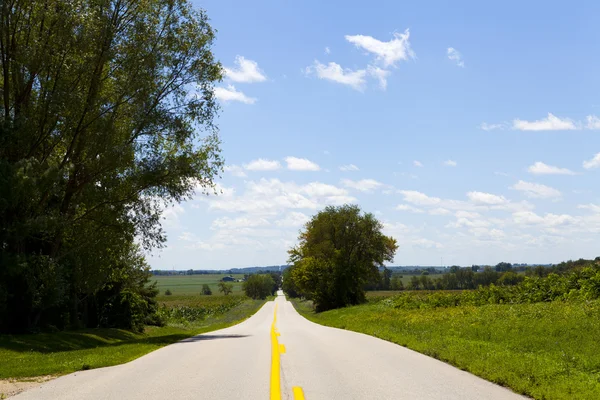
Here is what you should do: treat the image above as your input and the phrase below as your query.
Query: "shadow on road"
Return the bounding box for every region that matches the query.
[179,334,249,343]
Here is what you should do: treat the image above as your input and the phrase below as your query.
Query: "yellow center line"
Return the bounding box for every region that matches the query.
[270,303,281,400]
[292,386,306,400]
[270,301,306,400]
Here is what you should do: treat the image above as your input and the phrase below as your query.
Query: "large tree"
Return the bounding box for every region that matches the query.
[287,205,397,311]
[0,0,222,332]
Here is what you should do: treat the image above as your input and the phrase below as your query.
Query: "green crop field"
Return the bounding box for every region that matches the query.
[152,274,245,296]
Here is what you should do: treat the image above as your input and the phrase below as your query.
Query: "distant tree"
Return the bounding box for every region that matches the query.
[471,265,480,272]
[165,289,172,296]
[420,275,434,290]
[218,282,233,296]
[421,270,430,276]
[449,265,461,273]
[408,276,421,290]
[244,275,275,299]
[382,267,392,290]
[201,284,212,295]
[282,266,300,298]
[495,262,513,272]
[497,271,524,286]
[390,276,404,290]
[474,266,499,287]
[287,205,397,311]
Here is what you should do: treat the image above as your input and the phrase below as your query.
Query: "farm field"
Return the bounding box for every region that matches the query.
[292,297,600,400]
[152,274,245,296]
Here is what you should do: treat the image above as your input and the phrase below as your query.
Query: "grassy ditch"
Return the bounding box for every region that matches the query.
[0,296,266,379]
[292,297,600,400]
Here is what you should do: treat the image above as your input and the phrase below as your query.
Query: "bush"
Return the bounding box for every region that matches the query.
[164,289,172,296]
[201,284,212,295]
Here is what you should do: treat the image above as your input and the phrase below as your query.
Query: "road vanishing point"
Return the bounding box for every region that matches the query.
[13,291,525,400]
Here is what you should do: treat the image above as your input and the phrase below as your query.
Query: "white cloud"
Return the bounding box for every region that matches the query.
[341,178,384,192]
[527,161,575,175]
[399,190,442,206]
[224,165,247,177]
[513,113,577,131]
[345,29,415,67]
[479,123,504,131]
[429,208,451,215]
[324,47,331,55]
[586,115,600,129]
[455,210,482,219]
[212,216,271,230]
[396,204,425,213]
[244,158,281,171]
[285,157,320,171]
[583,152,600,169]
[305,61,367,91]
[578,203,600,213]
[367,65,390,90]
[275,212,310,228]
[513,211,576,227]
[466,191,508,205]
[511,180,561,199]
[207,178,356,215]
[444,160,457,167]
[339,164,360,171]
[224,56,267,83]
[412,238,444,249]
[413,160,423,167]
[494,171,509,177]
[447,47,464,67]
[214,85,256,104]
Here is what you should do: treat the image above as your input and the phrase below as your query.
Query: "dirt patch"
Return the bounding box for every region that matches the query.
[0,375,57,398]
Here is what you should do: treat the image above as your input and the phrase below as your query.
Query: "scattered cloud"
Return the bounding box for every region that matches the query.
[341,178,384,192]
[275,212,310,228]
[443,160,457,167]
[214,85,257,104]
[345,29,415,67]
[578,203,600,213]
[466,191,508,205]
[244,158,281,171]
[367,65,390,90]
[587,115,600,129]
[513,211,576,227]
[339,164,360,171]
[396,204,425,213]
[285,157,320,171]
[513,113,577,131]
[583,152,600,169]
[224,165,247,177]
[413,160,423,167]
[479,122,504,131]
[429,208,451,215]
[527,161,575,175]
[305,61,366,91]
[324,46,331,55]
[494,171,509,177]
[447,47,464,67]
[212,216,271,230]
[510,180,561,199]
[224,56,267,83]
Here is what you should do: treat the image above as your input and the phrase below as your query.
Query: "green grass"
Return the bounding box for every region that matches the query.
[292,298,600,400]
[0,297,266,379]
[152,274,245,296]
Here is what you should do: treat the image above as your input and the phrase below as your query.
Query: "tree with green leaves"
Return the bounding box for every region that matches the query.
[218,282,233,296]
[0,0,222,332]
[243,274,275,300]
[287,205,397,311]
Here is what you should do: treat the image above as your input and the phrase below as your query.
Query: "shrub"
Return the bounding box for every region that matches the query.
[164,289,172,296]
[201,284,212,295]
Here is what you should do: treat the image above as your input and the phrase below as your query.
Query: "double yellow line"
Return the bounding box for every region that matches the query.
[270,303,305,400]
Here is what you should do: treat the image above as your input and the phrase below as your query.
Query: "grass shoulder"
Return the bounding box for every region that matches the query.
[290,297,600,400]
[0,297,266,381]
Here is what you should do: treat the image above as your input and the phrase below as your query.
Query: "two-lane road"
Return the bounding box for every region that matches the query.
[14,292,525,399]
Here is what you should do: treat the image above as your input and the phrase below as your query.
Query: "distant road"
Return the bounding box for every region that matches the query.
[14,292,525,399]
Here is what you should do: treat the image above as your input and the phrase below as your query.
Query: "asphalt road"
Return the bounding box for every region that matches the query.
[14,291,525,400]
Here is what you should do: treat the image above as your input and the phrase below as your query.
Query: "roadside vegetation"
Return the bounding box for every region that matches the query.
[0,296,266,379]
[291,258,600,400]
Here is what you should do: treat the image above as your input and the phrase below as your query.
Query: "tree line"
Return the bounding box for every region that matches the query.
[0,0,222,333]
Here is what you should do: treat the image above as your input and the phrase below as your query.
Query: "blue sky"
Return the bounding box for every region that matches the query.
[148,0,600,270]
